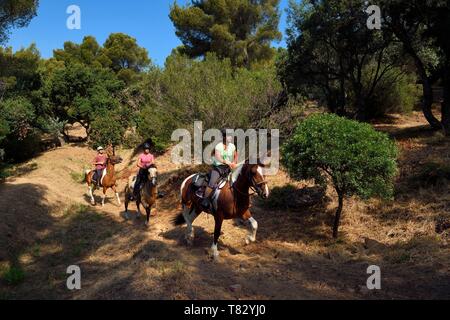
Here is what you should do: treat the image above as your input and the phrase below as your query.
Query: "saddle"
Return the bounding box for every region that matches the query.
[191,171,230,199]
[92,169,107,187]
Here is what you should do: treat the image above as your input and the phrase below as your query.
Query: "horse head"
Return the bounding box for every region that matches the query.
[242,159,270,199]
[148,165,158,186]
[108,155,123,166]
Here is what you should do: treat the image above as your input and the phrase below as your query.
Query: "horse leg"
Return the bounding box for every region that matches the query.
[182,205,197,246]
[211,216,223,261]
[243,211,258,245]
[102,187,107,207]
[145,206,151,227]
[124,189,130,219]
[136,201,142,219]
[88,184,95,206]
[112,185,121,205]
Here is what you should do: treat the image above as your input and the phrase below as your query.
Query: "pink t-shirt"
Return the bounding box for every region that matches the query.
[139,153,154,168]
[94,154,107,170]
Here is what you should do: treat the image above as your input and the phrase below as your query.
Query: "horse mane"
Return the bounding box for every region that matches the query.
[231,162,245,184]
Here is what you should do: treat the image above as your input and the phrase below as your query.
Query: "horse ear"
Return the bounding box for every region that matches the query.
[258,151,272,167]
[105,144,114,157]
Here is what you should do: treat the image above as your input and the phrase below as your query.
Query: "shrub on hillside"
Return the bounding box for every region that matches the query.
[136,53,288,149]
[362,67,420,118]
[282,113,398,238]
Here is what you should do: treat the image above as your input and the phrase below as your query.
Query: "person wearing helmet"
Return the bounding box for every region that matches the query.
[132,143,155,200]
[92,146,107,186]
[201,129,238,209]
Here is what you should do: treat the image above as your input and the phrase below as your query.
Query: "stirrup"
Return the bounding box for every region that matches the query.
[201,198,210,209]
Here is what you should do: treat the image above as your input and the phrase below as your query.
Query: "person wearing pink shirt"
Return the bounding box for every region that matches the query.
[92,146,107,186]
[132,143,155,200]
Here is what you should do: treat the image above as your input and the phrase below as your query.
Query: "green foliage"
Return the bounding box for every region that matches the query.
[283,113,398,200]
[0,96,35,140]
[362,67,421,117]
[54,34,151,84]
[0,0,39,44]
[283,113,398,237]
[47,62,125,131]
[279,0,415,120]
[89,109,128,148]
[170,0,282,68]
[0,117,9,144]
[37,116,67,137]
[0,45,42,98]
[103,33,151,74]
[1,265,25,286]
[70,170,86,184]
[136,53,285,149]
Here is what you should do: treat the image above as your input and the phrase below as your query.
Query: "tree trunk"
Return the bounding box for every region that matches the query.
[392,24,441,129]
[332,191,344,238]
[410,51,441,129]
[421,74,442,130]
[442,63,450,136]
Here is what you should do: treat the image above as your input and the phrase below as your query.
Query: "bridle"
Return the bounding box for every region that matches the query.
[233,165,267,197]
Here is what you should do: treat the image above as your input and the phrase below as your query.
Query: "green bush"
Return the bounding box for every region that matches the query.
[363,67,420,117]
[282,113,398,238]
[1,265,25,286]
[89,109,127,149]
[136,53,285,150]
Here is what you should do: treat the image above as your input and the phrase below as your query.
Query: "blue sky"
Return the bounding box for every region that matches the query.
[6,0,290,66]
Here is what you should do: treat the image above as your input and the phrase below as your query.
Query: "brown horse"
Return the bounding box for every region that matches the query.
[173,161,269,259]
[124,166,158,226]
[85,149,123,207]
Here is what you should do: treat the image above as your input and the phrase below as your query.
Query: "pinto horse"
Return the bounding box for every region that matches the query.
[85,149,123,207]
[173,161,270,259]
[124,166,158,226]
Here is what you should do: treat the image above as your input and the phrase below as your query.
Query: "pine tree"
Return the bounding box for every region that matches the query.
[170,0,282,68]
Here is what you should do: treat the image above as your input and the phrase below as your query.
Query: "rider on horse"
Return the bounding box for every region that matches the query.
[201,129,238,209]
[92,146,107,186]
[131,143,155,200]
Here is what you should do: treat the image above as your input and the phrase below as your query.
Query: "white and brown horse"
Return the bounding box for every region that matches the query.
[124,166,158,226]
[173,161,269,259]
[85,149,123,207]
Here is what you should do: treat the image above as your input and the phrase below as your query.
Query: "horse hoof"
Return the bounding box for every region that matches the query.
[124,212,130,220]
[186,238,194,246]
[245,236,256,245]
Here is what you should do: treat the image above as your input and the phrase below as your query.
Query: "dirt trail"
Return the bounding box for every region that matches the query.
[1,113,449,299]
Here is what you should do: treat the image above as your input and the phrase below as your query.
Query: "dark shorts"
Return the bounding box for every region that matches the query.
[94,169,103,181]
[208,165,230,188]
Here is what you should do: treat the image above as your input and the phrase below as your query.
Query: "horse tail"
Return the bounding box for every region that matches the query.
[84,169,91,182]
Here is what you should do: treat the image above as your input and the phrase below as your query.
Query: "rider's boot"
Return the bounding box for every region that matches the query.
[133,183,141,200]
[201,187,213,209]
